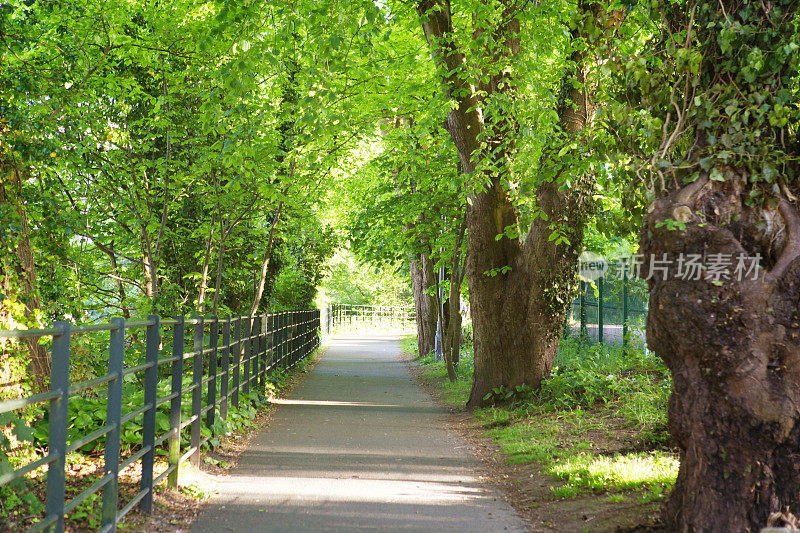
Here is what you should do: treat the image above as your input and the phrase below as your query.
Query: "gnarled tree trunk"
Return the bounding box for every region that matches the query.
[643,178,800,532]
[640,1,800,529]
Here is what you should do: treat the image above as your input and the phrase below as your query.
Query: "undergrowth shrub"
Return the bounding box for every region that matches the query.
[536,338,670,432]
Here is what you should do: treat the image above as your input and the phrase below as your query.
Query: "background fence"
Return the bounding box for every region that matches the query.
[567,274,649,348]
[0,309,320,533]
[324,304,415,333]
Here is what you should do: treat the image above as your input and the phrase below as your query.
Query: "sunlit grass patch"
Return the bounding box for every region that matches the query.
[402,334,473,407]
[478,409,599,465]
[399,334,417,355]
[408,330,678,507]
[549,451,678,493]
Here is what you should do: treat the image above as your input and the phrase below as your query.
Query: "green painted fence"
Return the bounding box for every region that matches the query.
[0,310,320,533]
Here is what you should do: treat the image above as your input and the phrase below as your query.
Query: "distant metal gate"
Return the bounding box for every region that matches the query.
[325,304,415,333]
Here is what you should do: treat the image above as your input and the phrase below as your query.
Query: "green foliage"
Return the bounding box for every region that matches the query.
[320,250,413,307]
[268,220,337,312]
[613,0,799,199]
[538,338,670,430]
[482,384,537,406]
[69,493,102,530]
[0,479,45,530]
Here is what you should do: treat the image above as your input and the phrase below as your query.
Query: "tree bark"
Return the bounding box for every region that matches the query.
[197,214,216,314]
[250,196,286,316]
[640,1,800,529]
[93,241,130,319]
[410,253,438,357]
[444,216,467,375]
[212,239,226,316]
[410,257,426,353]
[642,178,800,531]
[418,0,596,407]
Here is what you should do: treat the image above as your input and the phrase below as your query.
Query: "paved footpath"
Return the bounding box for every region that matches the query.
[191,334,527,532]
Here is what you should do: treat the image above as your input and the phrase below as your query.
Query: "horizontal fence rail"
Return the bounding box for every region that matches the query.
[0,309,321,533]
[324,304,415,333]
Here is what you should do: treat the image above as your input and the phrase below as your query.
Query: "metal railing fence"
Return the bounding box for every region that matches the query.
[0,309,320,533]
[324,304,415,333]
[567,274,648,347]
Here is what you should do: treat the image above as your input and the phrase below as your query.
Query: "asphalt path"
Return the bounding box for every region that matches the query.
[191,334,527,533]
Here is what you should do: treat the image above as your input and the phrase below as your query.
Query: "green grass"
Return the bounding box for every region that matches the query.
[402,334,474,407]
[404,331,678,503]
[549,451,678,492]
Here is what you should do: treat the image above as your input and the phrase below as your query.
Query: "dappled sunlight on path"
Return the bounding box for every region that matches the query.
[190,335,526,532]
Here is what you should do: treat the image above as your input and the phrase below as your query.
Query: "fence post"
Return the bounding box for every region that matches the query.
[232,317,241,408]
[250,316,259,392]
[289,312,295,366]
[284,312,291,367]
[168,317,184,488]
[299,311,304,363]
[598,276,604,344]
[266,313,274,372]
[243,316,251,395]
[305,310,311,356]
[623,269,630,350]
[207,317,218,429]
[256,315,267,393]
[277,312,282,365]
[254,315,261,390]
[261,315,268,386]
[101,317,125,531]
[190,317,204,467]
[45,321,71,533]
[140,315,160,513]
[221,318,231,421]
[293,311,299,365]
[316,309,321,350]
[300,311,307,359]
[579,281,587,339]
[281,312,288,368]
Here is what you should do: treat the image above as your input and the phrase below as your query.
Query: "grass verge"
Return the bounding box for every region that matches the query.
[403,334,677,531]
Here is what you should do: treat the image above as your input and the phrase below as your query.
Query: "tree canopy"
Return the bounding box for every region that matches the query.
[2,0,799,529]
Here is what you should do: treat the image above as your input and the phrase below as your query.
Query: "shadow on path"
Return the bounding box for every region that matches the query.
[190,335,527,532]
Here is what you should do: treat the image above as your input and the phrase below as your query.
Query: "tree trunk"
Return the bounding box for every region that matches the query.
[640,1,800,529]
[445,216,467,373]
[418,0,597,407]
[141,229,156,300]
[0,150,50,392]
[106,244,130,319]
[642,178,800,531]
[212,239,226,316]
[410,257,426,354]
[94,241,130,319]
[436,266,456,381]
[251,198,285,316]
[197,215,216,314]
[410,253,438,357]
